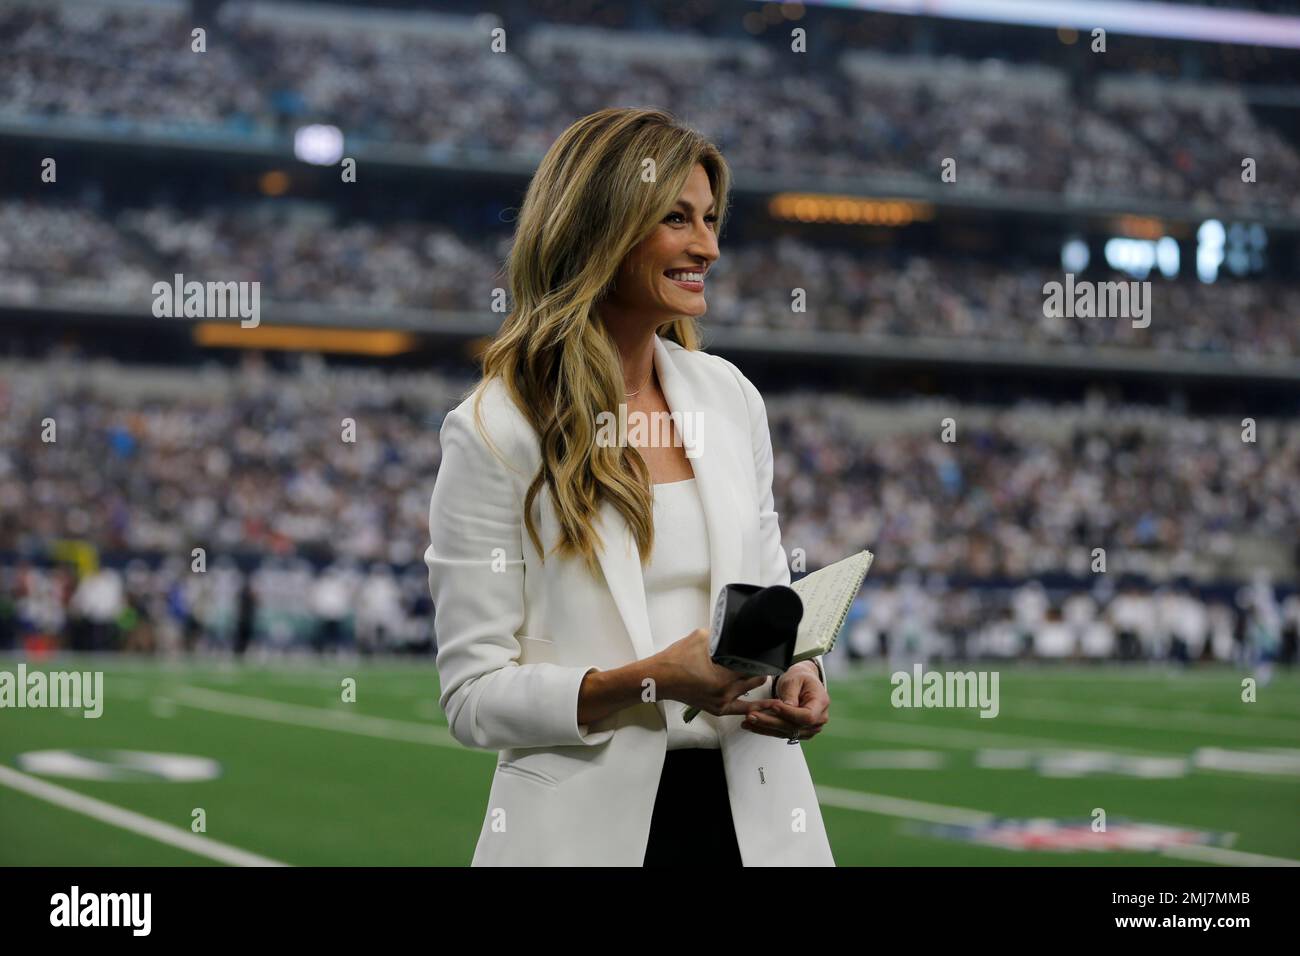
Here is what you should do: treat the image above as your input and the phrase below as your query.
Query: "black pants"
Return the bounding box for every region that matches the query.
[642,748,743,867]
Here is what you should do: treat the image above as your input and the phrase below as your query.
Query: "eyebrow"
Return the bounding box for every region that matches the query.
[675,199,717,214]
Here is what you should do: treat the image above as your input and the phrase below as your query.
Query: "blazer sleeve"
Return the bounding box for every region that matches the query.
[426,398,617,751]
[724,360,827,686]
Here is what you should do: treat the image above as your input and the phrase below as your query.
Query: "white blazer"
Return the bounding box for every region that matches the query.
[425,333,835,866]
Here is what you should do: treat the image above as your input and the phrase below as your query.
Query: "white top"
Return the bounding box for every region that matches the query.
[644,477,724,750]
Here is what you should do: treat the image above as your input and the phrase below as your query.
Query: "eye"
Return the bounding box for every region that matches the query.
[664,212,719,226]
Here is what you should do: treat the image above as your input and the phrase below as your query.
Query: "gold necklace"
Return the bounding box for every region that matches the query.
[624,365,653,397]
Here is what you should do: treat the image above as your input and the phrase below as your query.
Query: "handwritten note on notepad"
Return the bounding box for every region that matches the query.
[789,550,874,663]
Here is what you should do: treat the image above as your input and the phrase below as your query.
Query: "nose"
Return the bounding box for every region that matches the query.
[688,221,720,267]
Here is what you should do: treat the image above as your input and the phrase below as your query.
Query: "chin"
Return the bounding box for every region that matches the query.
[673,296,707,316]
[655,297,706,318]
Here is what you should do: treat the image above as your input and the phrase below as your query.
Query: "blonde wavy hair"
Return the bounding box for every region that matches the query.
[470,107,732,579]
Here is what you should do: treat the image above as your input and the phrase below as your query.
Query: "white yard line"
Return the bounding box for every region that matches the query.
[1006,693,1300,719]
[0,765,287,867]
[173,686,1294,784]
[1004,699,1300,738]
[815,785,993,826]
[1161,844,1300,867]
[1053,700,1300,720]
[835,668,1272,685]
[170,685,461,749]
[175,685,1169,760]
[822,716,1300,782]
[832,673,1300,712]
[824,714,1183,755]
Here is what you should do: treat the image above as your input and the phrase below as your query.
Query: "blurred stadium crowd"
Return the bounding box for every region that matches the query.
[2,0,1297,214]
[3,200,1296,358]
[1,0,1296,670]
[852,572,1297,669]
[3,552,1297,668]
[2,353,1296,663]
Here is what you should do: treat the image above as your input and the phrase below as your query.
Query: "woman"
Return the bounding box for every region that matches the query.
[426,107,834,866]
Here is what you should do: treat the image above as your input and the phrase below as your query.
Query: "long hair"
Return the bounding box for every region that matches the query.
[470,107,731,579]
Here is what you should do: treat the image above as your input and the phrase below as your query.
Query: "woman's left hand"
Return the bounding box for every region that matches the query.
[742,661,829,742]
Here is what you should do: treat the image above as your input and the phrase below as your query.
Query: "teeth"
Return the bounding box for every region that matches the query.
[666,271,704,282]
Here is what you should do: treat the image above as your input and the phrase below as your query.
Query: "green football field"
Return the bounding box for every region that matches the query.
[2,655,1297,866]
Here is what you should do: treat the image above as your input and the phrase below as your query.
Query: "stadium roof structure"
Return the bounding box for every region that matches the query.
[810,0,1300,49]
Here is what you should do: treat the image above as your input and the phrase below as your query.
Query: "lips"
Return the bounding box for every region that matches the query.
[665,273,705,293]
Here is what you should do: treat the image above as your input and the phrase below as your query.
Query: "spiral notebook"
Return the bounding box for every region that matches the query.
[682,548,875,723]
[789,549,874,664]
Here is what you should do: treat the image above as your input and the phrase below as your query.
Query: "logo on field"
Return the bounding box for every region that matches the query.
[919,818,1232,852]
[16,750,221,782]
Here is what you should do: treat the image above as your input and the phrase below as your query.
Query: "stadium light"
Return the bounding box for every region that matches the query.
[294,124,345,166]
[193,323,418,356]
[802,1,1300,50]
[1104,238,1155,279]
[1061,237,1090,273]
[1155,237,1179,279]
[769,193,934,226]
[1196,220,1226,284]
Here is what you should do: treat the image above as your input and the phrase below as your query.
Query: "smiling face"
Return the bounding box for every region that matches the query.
[603,163,720,328]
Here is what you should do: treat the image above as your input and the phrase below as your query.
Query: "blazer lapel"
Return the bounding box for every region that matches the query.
[593,334,744,663]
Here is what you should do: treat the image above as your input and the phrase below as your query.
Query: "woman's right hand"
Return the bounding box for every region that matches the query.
[654,628,769,716]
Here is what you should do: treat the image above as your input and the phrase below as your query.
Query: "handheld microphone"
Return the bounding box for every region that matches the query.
[682,583,803,723]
